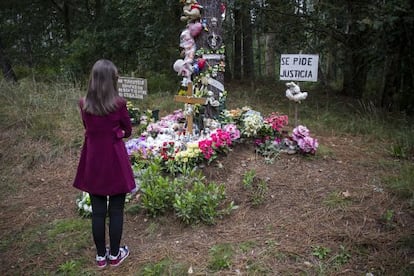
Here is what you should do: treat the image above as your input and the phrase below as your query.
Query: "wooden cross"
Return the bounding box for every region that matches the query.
[174,82,207,134]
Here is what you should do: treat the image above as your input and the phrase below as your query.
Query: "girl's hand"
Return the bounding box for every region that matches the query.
[115,128,126,139]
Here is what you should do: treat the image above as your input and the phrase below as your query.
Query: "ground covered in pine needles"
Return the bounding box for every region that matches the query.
[1,127,413,275]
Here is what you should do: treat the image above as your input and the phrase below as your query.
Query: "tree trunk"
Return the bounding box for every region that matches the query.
[51,0,72,42]
[0,37,17,82]
[256,33,262,79]
[264,33,276,78]
[95,0,102,21]
[233,7,242,80]
[342,48,367,98]
[195,0,226,119]
[242,2,254,80]
[63,1,71,42]
[381,54,398,110]
[382,41,414,112]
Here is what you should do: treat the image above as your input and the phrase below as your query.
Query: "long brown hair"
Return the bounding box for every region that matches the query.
[83,59,120,115]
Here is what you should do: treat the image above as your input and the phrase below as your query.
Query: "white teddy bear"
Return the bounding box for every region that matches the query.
[285,82,308,103]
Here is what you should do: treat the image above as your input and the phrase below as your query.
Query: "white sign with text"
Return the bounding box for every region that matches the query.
[117,77,147,99]
[280,54,319,82]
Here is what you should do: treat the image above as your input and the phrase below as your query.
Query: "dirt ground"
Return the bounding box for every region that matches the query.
[1,132,413,275]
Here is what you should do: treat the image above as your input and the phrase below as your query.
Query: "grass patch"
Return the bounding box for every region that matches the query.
[125,203,142,215]
[242,169,269,206]
[323,191,352,209]
[312,245,331,260]
[56,260,94,276]
[14,218,91,274]
[208,243,234,271]
[0,80,81,144]
[238,240,256,253]
[314,144,335,159]
[237,240,272,274]
[138,258,188,275]
[307,244,352,275]
[246,259,271,274]
[397,234,414,251]
[144,222,159,236]
[389,127,414,159]
[384,163,414,205]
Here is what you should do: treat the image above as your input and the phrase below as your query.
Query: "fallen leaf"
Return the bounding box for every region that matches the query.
[342,190,351,198]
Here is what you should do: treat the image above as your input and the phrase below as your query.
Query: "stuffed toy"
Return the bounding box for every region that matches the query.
[173,58,205,77]
[180,29,196,64]
[173,25,205,78]
[180,0,203,23]
[173,4,204,80]
[172,29,195,77]
[188,22,202,37]
[192,58,205,74]
[285,82,308,103]
[173,59,192,77]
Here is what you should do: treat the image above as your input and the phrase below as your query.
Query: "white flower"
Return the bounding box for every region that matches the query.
[211,100,220,107]
[242,111,264,137]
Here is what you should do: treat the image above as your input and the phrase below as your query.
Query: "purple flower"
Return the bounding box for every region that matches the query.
[273,137,281,145]
[254,139,262,146]
[125,136,147,156]
[162,109,185,122]
[292,125,310,141]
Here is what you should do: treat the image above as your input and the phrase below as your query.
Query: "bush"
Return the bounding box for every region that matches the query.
[137,160,230,224]
[173,181,226,225]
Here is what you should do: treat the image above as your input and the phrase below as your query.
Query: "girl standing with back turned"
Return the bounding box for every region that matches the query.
[73,59,136,268]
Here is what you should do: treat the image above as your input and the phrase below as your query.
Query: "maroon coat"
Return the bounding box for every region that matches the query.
[73,97,136,196]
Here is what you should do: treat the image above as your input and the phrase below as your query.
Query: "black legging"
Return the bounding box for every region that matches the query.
[90,193,126,257]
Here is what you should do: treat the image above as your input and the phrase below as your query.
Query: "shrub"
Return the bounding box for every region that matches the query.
[173,181,226,225]
[137,161,230,224]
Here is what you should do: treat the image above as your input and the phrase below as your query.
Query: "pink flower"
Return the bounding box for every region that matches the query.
[211,129,232,149]
[264,113,288,132]
[198,139,214,160]
[297,136,319,154]
[223,124,241,140]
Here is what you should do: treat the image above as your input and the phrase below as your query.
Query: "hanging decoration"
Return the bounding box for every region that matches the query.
[174,0,227,130]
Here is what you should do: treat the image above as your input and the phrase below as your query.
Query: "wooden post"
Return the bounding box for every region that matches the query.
[294,102,298,127]
[174,82,207,134]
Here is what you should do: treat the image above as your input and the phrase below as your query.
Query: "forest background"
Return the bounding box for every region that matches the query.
[1,0,414,113]
[1,1,414,275]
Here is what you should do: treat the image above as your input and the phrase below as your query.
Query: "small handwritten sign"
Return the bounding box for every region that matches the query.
[207,78,224,91]
[118,77,147,99]
[202,54,225,60]
[280,54,319,82]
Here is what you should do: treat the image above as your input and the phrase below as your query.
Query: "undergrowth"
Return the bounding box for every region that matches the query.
[136,158,235,225]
